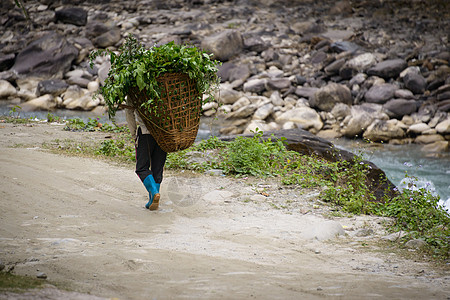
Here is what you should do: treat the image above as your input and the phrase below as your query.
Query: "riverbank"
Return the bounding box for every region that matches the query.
[1,121,449,299]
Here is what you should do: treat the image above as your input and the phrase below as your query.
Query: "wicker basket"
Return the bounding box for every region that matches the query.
[127,73,201,152]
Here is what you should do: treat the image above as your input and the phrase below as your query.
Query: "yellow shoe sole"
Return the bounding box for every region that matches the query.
[149,193,160,211]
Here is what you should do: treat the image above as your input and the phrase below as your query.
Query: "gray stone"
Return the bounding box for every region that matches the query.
[226,104,257,119]
[324,58,345,75]
[231,97,251,111]
[414,134,445,144]
[93,28,122,48]
[37,79,69,96]
[382,231,406,242]
[394,89,415,99]
[403,72,426,94]
[367,59,407,79]
[228,64,251,83]
[383,99,418,119]
[330,103,351,119]
[421,141,449,153]
[405,239,427,250]
[295,87,319,99]
[201,30,244,61]
[253,103,274,120]
[345,53,377,72]
[364,83,398,104]
[243,35,269,53]
[266,78,291,91]
[11,32,78,78]
[0,53,15,72]
[243,78,267,93]
[408,123,431,134]
[270,91,284,106]
[310,82,352,112]
[55,7,87,26]
[217,84,242,105]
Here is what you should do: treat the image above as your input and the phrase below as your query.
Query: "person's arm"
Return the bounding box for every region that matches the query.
[125,107,137,140]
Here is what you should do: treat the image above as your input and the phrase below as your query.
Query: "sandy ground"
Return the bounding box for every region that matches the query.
[0,122,449,300]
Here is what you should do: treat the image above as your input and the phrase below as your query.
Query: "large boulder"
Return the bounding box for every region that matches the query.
[201,30,244,61]
[220,128,397,202]
[21,94,56,111]
[310,82,352,112]
[341,103,385,137]
[11,32,78,79]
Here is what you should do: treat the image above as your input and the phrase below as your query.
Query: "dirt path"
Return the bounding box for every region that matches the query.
[0,122,449,299]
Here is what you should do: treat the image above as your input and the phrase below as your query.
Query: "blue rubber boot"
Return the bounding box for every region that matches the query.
[143,175,160,210]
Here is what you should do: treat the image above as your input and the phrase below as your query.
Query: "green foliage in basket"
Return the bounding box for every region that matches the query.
[89,34,221,117]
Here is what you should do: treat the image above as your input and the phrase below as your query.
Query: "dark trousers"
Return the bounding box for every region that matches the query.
[135,127,167,184]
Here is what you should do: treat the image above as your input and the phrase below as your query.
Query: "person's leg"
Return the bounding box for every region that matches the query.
[135,127,167,210]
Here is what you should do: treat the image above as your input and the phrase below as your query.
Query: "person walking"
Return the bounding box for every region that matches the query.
[125,105,167,211]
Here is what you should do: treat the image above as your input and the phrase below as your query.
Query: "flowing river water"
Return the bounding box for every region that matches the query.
[1,105,449,211]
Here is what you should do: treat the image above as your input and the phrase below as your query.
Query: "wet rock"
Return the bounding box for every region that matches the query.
[310,82,352,112]
[367,59,407,80]
[0,79,17,99]
[55,7,88,26]
[421,141,449,153]
[37,79,69,97]
[364,83,398,104]
[414,134,445,144]
[11,32,78,79]
[201,30,244,61]
[383,99,418,119]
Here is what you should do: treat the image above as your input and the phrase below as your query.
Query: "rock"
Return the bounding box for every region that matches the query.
[253,103,274,120]
[383,99,418,119]
[414,134,445,144]
[0,53,15,71]
[324,58,345,75]
[244,120,272,134]
[266,78,291,91]
[0,79,17,98]
[276,107,323,132]
[330,103,351,119]
[344,53,377,72]
[231,97,251,111]
[408,123,431,135]
[435,118,450,134]
[295,86,319,99]
[222,128,397,201]
[243,35,269,53]
[330,41,360,53]
[355,228,374,237]
[11,32,78,79]
[341,104,385,137]
[367,59,407,79]
[310,82,352,112]
[316,129,342,139]
[270,91,284,106]
[405,239,427,250]
[228,64,251,83]
[382,231,406,242]
[363,119,406,142]
[226,104,257,119]
[394,89,415,99]
[87,81,99,93]
[364,83,398,104]
[64,95,99,111]
[21,94,56,111]
[216,84,242,105]
[55,7,87,26]
[421,141,449,153]
[403,72,426,94]
[37,79,69,96]
[36,272,47,279]
[243,78,267,93]
[201,30,244,61]
[93,28,122,48]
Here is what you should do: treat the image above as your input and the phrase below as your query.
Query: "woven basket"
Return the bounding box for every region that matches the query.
[127,73,201,153]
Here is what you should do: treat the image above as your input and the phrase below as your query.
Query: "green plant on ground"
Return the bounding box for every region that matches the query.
[89,34,221,117]
[64,118,128,133]
[0,272,45,291]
